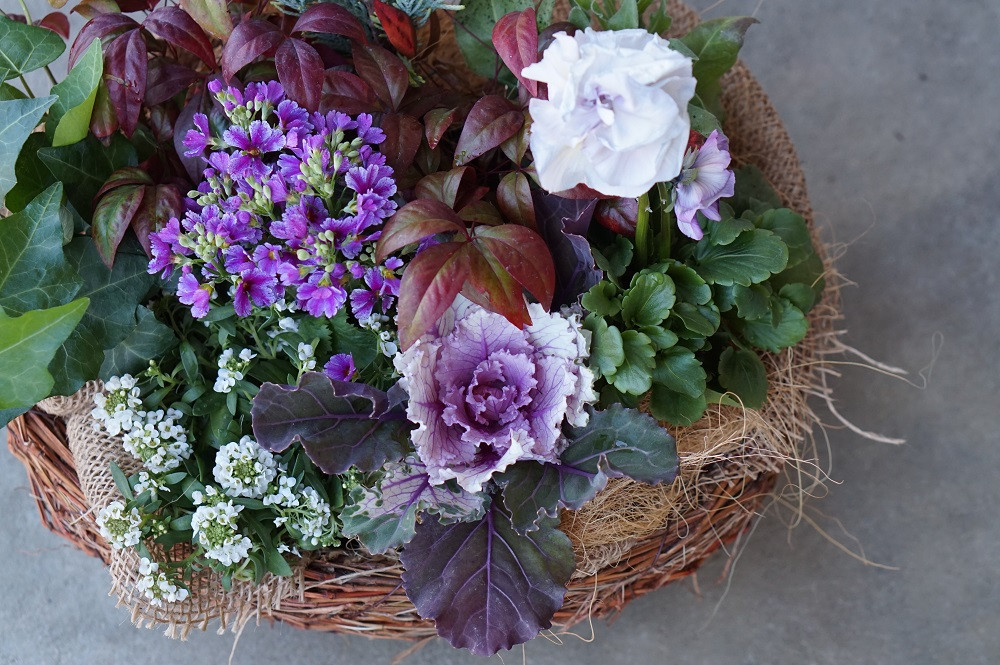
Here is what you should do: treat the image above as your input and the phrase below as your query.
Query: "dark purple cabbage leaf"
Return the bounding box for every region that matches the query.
[533,191,602,307]
[497,404,679,533]
[251,372,411,474]
[400,497,575,657]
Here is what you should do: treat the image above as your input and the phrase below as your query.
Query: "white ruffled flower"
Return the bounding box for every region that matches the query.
[296,342,317,371]
[96,501,142,550]
[191,487,253,566]
[522,28,696,197]
[91,375,143,435]
[122,408,192,473]
[136,558,189,607]
[213,436,278,498]
[213,348,256,393]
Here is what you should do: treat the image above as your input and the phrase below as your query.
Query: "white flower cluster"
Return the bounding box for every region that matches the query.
[266,316,299,338]
[214,348,256,393]
[191,486,253,566]
[122,408,192,473]
[133,471,167,498]
[96,501,142,550]
[91,375,142,435]
[361,313,399,358]
[213,436,278,499]
[296,342,317,372]
[265,477,339,549]
[136,558,189,607]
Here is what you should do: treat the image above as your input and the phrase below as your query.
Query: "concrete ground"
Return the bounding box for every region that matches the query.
[3,0,998,663]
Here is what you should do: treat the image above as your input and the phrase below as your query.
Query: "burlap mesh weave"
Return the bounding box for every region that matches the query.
[22,0,844,638]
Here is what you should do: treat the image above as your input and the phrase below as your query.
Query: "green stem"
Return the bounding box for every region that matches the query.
[635,192,650,267]
[16,0,32,24]
[17,75,35,98]
[656,182,673,261]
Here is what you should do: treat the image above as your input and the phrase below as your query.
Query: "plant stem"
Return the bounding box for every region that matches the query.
[16,0,32,24]
[635,192,650,267]
[18,75,35,98]
[656,182,673,261]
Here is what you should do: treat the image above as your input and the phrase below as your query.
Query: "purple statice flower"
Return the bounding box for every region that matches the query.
[275,100,311,148]
[353,113,385,145]
[223,120,285,179]
[673,130,736,240]
[233,269,279,316]
[244,81,284,106]
[324,353,356,381]
[148,217,187,277]
[272,196,326,247]
[393,297,597,493]
[183,114,212,157]
[177,266,212,318]
[297,268,348,318]
[350,258,402,322]
[346,164,398,230]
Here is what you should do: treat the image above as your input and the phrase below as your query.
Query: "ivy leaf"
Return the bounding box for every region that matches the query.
[0,184,82,316]
[0,17,65,82]
[0,95,57,204]
[735,298,809,352]
[454,0,555,79]
[4,132,51,213]
[648,384,707,426]
[679,17,757,109]
[454,96,523,166]
[48,39,103,148]
[621,272,676,327]
[251,372,412,474]
[613,329,655,395]
[491,8,539,95]
[584,315,624,379]
[400,497,574,657]
[497,404,678,532]
[607,0,639,29]
[341,458,488,554]
[689,103,721,136]
[652,346,706,398]
[100,306,177,378]
[693,228,788,286]
[0,298,89,411]
[718,347,768,409]
[38,133,138,215]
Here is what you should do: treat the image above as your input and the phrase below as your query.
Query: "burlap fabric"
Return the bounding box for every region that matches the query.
[22,0,842,639]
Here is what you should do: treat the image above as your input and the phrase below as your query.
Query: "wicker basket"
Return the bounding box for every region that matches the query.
[5,0,837,642]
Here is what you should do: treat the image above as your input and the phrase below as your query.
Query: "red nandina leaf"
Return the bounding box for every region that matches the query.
[500,122,530,164]
[143,8,217,68]
[178,0,232,43]
[144,59,199,107]
[595,197,639,236]
[376,199,466,263]
[423,107,457,150]
[132,184,184,257]
[474,224,555,310]
[147,106,177,143]
[293,3,366,43]
[221,19,283,82]
[397,242,471,350]
[72,0,121,21]
[378,113,422,174]
[105,29,147,137]
[117,0,158,11]
[458,200,504,226]
[352,43,408,111]
[92,184,146,268]
[37,13,70,39]
[491,9,539,96]
[90,81,118,139]
[496,171,536,229]
[414,167,476,209]
[373,0,417,58]
[454,96,523,166]
[276,38,324,112]
[554,183,609,200]
[95,166,153,200]
[322,71,377,115]
[70,14,139,67]
[463,248,530,327]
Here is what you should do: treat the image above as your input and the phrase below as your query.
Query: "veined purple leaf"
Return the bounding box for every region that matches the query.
[143,7,216,68]
[423,107,457,150]
[396,241,470,350]
[251,372,410,474]
[341,457,488,554]
[534,191,602,307]
[497,404,678,533]
[377,112,422,174]
[376,198,465,263]
[132,184,183,257]
[144,59,199,107]
[352,43,408,111]
[221,19,283,82]
[400,498,575,656]
[92,182,145,268]
[104,29,147,137]
[177,0,232,43]
[322,70,377,115]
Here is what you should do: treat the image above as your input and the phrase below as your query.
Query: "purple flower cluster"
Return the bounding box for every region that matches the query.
[149,81,402,322]
[673,129,736,240]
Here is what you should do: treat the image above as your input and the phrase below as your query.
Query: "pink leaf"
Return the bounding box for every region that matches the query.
[491,9,539,96]
[276,38,324,112]
[376,199,466,263]
[397,242,471,350]
[474,224,555,310]
[454,96,523,166]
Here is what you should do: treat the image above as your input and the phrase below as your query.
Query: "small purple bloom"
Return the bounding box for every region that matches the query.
[324,353,357,381]
[224,120,286,179]
[354,113,385,144]
[177,267,212,318]
[183,114,211,157]
[674,130,736,240]
[297,269,348,318]
[233,269,278,316]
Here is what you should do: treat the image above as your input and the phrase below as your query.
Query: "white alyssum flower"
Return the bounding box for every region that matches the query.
[91,375,143,435]
[282,485,338,548]
[96,501,142,550]
[263,474,299,509]
[122,408,192,473]
[267,316,299,338]
[296,342,317,371]
[521,28,696,197]
[213,436,278,498]
[136,558,189,607]
[133,471,167,499]
[191,486,253,566]
[213,348,256,393]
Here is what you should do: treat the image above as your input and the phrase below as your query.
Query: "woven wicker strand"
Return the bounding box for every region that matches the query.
[5,0,841,641]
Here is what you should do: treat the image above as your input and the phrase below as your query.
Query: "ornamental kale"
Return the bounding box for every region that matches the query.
[150,81,403,331]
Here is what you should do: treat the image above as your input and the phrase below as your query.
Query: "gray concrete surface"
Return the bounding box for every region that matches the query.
[3,0,999,663]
